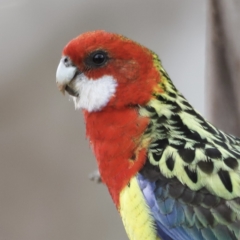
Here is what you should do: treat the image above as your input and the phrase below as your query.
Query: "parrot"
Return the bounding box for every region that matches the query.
[56,30,240,240]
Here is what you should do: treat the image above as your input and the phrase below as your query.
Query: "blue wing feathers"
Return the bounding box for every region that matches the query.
[136,173,239,240]
[201,228,218,240]
[137,173,204,240]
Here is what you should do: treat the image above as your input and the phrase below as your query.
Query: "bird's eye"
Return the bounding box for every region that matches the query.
[85,50,109,68]
[92,53,106,65]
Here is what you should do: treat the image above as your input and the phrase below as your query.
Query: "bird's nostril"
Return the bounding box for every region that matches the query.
[63,56,72,67]
[63,57,69,65]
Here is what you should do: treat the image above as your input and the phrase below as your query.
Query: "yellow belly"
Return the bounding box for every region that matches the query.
[119,176,161,240]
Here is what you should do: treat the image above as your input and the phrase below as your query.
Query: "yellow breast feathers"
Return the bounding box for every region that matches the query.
[119,176,160,240]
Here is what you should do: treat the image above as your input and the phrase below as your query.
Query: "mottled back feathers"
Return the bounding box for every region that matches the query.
[138,58,240,239]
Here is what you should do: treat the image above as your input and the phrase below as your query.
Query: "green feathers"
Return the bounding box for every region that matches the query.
[139,57,240,200]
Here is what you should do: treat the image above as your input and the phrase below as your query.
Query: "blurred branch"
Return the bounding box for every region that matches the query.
[206,0,240,135]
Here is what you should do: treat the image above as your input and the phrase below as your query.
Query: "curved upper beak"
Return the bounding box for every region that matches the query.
[56,56,77,95]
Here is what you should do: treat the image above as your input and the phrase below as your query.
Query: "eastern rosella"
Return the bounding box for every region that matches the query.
[56,30,240,240]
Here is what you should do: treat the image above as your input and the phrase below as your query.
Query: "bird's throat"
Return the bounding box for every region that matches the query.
[84,108,150,207]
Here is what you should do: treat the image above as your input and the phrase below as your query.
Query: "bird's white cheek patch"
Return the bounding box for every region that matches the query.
[72,74,117,112]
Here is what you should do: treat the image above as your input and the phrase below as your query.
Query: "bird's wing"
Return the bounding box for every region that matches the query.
[135,69,240,239]
[137,149,240,240]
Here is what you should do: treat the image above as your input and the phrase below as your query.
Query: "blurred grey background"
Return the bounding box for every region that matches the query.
[0,1,206,239]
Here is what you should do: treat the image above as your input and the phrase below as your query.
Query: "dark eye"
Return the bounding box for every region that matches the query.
[92,53,106,65]
[85,50,109,68]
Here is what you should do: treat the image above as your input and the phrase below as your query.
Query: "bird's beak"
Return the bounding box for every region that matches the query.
[56,56,78,96]
[56,82,66,95]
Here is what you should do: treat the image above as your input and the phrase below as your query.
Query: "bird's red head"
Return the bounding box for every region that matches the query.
[56,30,162,112]
[56,31,162,206]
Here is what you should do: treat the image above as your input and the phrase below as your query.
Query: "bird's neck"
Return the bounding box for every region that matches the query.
[140,66,225,171]
[142,84,213,152]
[84,108,150,207]
[142,58,217,146]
